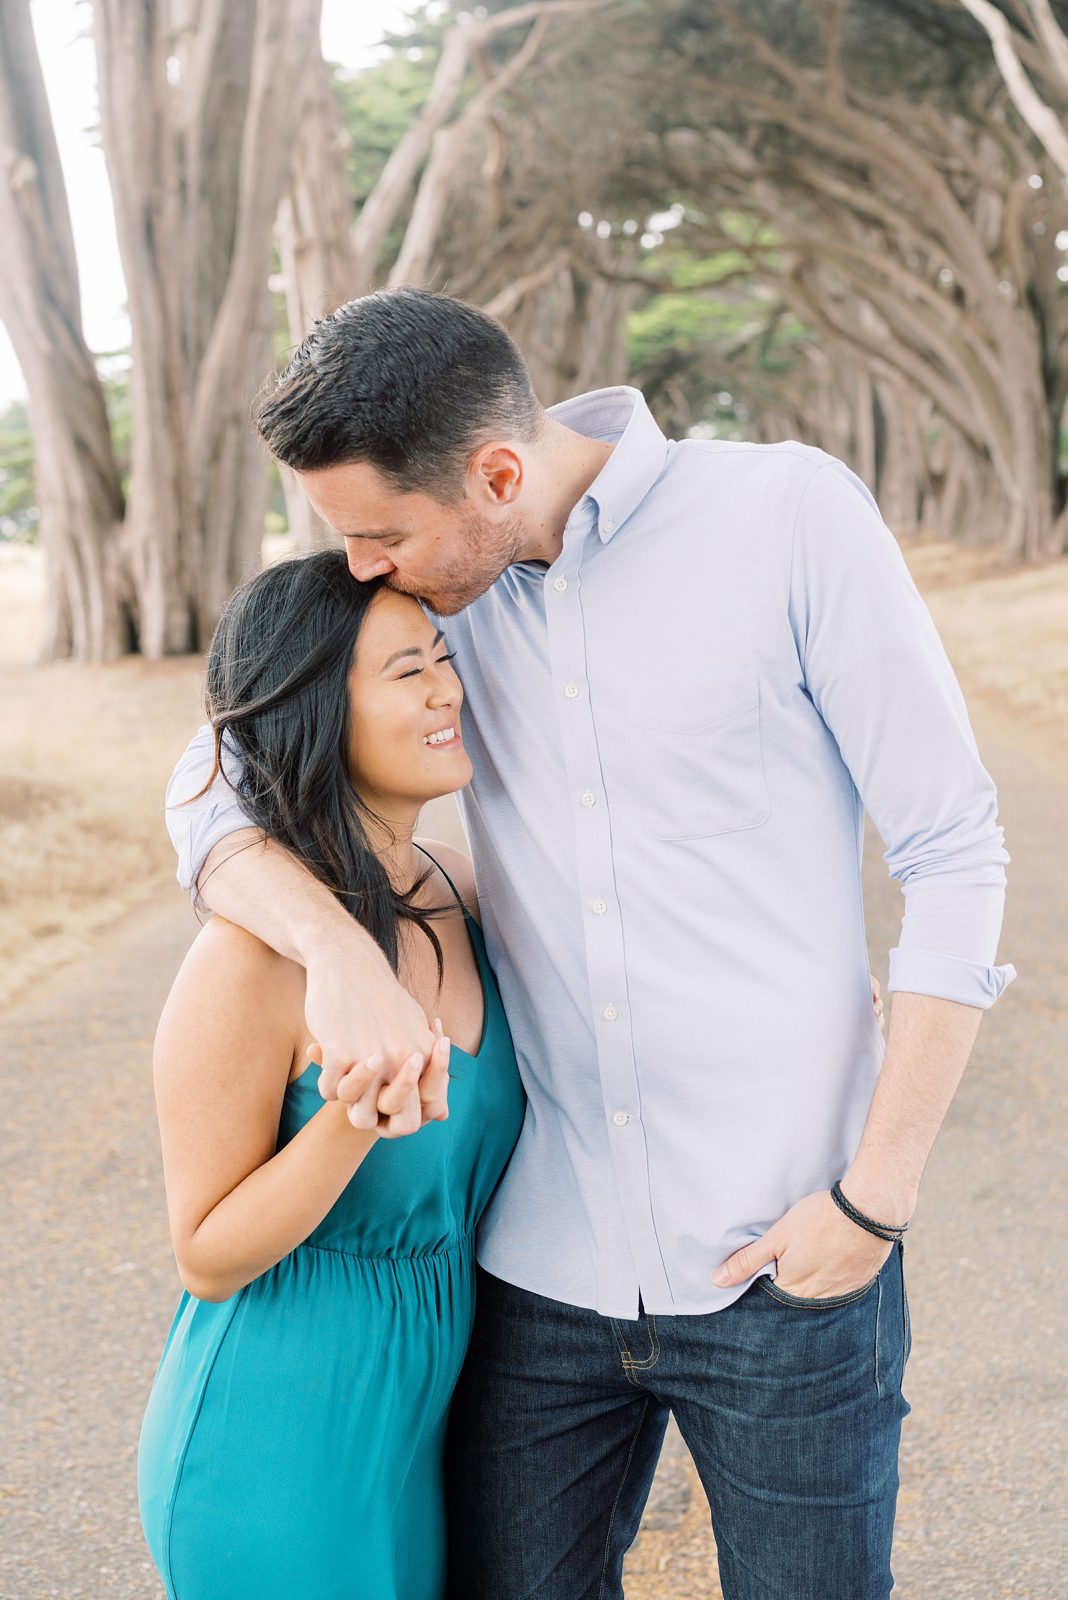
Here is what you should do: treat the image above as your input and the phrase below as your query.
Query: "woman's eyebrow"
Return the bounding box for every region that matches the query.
[381,630,445,671]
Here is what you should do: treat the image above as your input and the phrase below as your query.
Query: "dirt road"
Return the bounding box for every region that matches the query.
[2,712,1064,1599]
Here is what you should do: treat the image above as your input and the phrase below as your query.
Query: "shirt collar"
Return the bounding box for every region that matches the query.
[547,386,670,544]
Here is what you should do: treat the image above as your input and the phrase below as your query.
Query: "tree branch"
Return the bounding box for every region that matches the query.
[957,0,1068,174]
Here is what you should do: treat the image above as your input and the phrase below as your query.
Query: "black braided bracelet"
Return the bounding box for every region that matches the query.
[831,1180,911,1242]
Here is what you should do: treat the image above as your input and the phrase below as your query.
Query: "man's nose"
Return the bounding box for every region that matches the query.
[346,550,396,582]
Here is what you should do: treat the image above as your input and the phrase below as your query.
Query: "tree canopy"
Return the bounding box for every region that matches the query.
[2,0,1067,659]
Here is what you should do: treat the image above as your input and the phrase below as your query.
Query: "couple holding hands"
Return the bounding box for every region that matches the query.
[137,289,1015,1599]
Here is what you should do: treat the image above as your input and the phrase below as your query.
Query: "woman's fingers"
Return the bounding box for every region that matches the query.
[420,1022,451,1122]
[376,1052,424,1114]
[371,1053,425,1139]
[334,1027,450,1137]
[337,1054,384,1126]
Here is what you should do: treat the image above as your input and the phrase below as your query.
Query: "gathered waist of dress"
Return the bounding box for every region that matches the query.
[291,1229,478,1265]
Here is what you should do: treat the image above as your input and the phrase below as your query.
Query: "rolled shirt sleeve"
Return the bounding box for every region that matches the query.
[165,724,254,910]
[788,457,1017,1009]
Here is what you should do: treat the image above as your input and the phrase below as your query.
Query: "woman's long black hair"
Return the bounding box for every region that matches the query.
[186,548,448,984]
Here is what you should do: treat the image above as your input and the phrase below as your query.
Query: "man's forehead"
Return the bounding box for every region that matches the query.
[299,461,406,538]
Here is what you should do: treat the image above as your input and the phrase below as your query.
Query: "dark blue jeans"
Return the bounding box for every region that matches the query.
[444,1241,913,1599]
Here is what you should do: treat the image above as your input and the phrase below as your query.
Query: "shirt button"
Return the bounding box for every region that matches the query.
[591,898,608,915]
[564,681,580,699]
[602,516,615,535]
[553,577,568,592]
[612,1111,630,1127]
[581,791,597,808]
[602,1003,618,1021]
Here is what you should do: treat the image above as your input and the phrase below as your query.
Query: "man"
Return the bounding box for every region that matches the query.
[166,288,1016,1599]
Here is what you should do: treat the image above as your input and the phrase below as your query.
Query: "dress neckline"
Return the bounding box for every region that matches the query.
[413,840,492,1061]
[452,912,492,1061]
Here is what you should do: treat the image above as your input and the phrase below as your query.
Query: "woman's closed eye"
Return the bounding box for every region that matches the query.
[398,652,456,680]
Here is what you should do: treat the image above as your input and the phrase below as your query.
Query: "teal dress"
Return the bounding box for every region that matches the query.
[138,866,526,1600]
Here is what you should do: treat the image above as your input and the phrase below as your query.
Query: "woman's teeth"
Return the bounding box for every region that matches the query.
[423,727,456,746]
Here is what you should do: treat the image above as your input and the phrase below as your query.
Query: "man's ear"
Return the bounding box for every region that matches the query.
[470,444,523,507]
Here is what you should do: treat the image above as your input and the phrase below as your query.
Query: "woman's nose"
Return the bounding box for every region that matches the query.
[428,672,460,709]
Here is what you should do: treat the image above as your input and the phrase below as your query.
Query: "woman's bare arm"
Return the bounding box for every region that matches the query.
[154,918,444,1302]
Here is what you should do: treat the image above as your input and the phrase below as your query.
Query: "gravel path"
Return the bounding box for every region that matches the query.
[2,716,1063,1599]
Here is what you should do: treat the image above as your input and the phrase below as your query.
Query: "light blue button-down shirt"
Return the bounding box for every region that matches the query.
[166,386,1016,1317]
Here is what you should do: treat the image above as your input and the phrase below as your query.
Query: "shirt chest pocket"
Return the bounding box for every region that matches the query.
[624,668,771,841]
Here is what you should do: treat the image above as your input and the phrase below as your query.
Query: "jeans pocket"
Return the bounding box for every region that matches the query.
[758,1272,881,1310]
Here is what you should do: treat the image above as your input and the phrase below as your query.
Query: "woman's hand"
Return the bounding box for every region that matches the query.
[870,972,885,1029]
[328,1020,451,1138]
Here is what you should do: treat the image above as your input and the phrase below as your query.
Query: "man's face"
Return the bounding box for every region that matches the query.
[298,459,527,616]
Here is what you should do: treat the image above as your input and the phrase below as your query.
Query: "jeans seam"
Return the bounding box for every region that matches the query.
[597,1392,652,1600]
[619,1316,661,1378]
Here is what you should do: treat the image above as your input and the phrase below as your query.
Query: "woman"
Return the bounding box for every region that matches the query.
[137,550,526,1600]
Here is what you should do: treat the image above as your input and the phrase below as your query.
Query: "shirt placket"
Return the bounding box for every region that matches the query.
[543,511,674,1315]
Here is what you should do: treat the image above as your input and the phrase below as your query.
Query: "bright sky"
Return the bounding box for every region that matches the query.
[0,0,414,406]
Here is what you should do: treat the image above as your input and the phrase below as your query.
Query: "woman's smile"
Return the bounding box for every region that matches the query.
[422,723,462,749]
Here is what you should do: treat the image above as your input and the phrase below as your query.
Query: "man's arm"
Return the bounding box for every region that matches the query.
[842,989,980,1219]
[165,725,440,1125]
[713,457,1016,1294]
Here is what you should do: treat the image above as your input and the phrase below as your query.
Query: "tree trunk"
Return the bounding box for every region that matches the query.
[273,49,356,550]
[0,0,127,661]
[91,0,323,657]
[276,52,356,331]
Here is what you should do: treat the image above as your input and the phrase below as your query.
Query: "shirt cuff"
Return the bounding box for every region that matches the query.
[887,947,1018,1010]
[185,805,263,914]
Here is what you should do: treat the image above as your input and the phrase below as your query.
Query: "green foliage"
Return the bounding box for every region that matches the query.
[0,400,37,538]
[0,353,134,539]
[333,52,436,209]
[626,234,817,435]
[628,288,753,371]
[99,354,132,491]
[266,459,287,528]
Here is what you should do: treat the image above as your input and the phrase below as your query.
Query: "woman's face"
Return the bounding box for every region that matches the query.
[347,589,473,816]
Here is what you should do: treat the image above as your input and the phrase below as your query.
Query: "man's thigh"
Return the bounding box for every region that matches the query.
[444,1268,670,1600]
[668,1241,913,1600]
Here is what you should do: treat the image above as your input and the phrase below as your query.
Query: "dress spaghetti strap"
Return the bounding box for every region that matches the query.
[413,840,469,918]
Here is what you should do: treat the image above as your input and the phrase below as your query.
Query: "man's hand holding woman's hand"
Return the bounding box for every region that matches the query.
[302,943,450,1137]
[336,1020,451,1136]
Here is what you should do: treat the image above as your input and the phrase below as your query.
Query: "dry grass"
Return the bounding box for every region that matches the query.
[899,538,1068,783]
[0,550,206,1012]
[1,535,1066,1017]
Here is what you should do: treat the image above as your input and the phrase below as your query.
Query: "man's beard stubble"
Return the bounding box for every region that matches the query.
[388,508,528,616]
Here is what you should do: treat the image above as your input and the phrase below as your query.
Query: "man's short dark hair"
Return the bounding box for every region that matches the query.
[253,287,543,499]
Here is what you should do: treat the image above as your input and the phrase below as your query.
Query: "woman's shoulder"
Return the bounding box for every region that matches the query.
[153,916,309,1089]
[162,917,306,1039]
[414,837,479,924]
[189,914,300,973]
